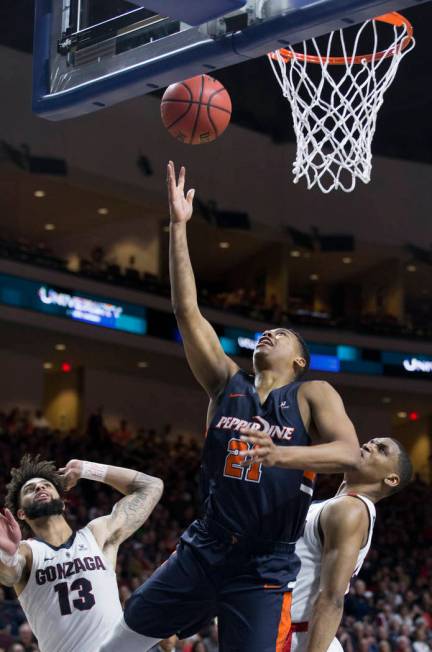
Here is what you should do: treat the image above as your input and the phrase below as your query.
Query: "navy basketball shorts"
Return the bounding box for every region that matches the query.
[124,525,300,652]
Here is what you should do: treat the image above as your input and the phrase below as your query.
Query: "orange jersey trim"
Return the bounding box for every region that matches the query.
[303,470,317,482]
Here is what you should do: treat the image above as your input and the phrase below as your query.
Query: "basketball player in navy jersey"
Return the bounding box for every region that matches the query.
[289,437,412,652]
[98,163,361,652]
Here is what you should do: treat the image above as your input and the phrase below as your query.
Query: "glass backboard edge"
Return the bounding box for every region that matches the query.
[33,0,431,121]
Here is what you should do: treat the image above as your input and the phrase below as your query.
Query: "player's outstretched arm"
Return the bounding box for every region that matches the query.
[304,497,368,652]
[0,509,29,588]
[239,382,360,472]
[58,460,163,548]
[167,161,238,398]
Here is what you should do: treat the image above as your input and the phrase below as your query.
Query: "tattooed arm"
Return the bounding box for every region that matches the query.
[58,460,164,554]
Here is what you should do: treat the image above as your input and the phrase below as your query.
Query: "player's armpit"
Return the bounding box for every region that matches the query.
[304,498,369,652]
[89,473,163,548]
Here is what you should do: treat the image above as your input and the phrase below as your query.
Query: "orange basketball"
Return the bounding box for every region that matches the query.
[161,74,232,145]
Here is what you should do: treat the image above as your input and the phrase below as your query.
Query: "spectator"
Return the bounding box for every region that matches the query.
[86,406,106,445]
[150,636,178,651]
[202,621,218,652]
[17,623,36,652]
[345,580,373,620]
[31,410,50,431]
[111,419,133,445]
[191,642,208,652]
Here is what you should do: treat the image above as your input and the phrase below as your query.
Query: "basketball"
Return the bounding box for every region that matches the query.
[161,74,232,145]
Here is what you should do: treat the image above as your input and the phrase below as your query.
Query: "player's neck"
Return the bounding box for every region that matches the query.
[254,368,296,394]
[337,480,379,503]
[30,515,73,547]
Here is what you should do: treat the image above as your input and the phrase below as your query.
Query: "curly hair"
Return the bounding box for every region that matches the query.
[5,454,66,516]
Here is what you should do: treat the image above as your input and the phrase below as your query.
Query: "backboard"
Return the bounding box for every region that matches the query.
[33,0,431,121]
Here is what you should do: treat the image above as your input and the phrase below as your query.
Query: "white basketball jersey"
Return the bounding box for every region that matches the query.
[291,494,376,624]
[18,527,123,652]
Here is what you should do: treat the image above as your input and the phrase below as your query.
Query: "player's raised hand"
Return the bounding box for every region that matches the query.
[239,427,279,467]
[0,509,22,556]
[58,459,83,491]
[167,161,195,224]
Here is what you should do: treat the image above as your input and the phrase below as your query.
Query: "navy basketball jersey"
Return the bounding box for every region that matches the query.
[199,370,314,543]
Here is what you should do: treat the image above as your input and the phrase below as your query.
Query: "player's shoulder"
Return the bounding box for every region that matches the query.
[298,379,337,399]
[321,496,369,534]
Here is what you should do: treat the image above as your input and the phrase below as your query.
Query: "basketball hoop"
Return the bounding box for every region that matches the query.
[268,13,415,193]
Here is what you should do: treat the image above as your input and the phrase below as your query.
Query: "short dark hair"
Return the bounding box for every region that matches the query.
[290,329,311,378]
[388,439,413,495]
[5,454,65,516]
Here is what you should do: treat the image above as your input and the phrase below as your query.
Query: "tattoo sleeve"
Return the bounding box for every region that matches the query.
[107,472,163,544]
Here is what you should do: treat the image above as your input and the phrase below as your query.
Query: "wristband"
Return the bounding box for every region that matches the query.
[81,461,108,482]
[0,549,20,567]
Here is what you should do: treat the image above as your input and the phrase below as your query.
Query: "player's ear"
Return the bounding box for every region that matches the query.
[383,472,400,491]
[293,356,306,375]
[16,508,26,521]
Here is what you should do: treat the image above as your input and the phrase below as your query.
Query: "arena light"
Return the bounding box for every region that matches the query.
[408,411,420,421]
[60,361,72,373]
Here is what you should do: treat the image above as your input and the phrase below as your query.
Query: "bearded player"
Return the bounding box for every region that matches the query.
[99,163,361,652]
[287,437,412,652]
[0,455,163,652]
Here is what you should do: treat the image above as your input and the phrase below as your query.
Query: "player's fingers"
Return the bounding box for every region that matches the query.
[240,433,266,446]
[4,509,15,523]
[167,161,176,198]
[240,455,264,467]
[178,165,186,191]
[186,188,195,205]
[240,426,267,437]
[238,448,263,459]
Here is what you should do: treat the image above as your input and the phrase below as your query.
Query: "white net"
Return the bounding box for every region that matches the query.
[268,15,415,193]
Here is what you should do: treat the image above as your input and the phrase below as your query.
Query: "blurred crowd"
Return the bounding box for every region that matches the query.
[0,410,430,651]
[1,235,431,340]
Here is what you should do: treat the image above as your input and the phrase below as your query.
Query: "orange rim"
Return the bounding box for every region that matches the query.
[269,12,413,66]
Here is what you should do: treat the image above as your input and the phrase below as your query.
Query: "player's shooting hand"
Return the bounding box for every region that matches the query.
[167,161,195,224]
[0,509,21,555]
[239,427,279,467]
[58,459,83,491]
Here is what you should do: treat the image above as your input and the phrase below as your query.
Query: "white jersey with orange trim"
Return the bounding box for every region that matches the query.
[289,494,376,652]
[18,527,123,652]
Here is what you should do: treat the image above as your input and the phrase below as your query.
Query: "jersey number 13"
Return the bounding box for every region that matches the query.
[54,578,96,616]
